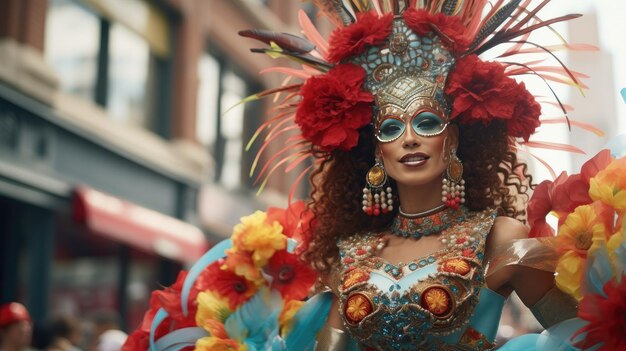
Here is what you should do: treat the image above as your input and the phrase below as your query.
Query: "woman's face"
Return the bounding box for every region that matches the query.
[377,111,456,188]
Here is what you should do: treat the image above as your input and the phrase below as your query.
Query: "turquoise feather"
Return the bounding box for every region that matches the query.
[583,243,613,297]
[225,289,283,349]
[284,292,333,350]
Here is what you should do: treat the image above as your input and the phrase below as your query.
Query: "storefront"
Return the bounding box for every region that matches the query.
[0,84,207,330]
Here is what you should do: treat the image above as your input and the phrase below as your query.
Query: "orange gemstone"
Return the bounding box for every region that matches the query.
[342,269,370,290]
[441,258,471,275]
[344,293,373,324]
[421,286,452,317]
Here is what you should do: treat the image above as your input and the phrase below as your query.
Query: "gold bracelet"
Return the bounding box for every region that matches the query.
[315,325,348,351]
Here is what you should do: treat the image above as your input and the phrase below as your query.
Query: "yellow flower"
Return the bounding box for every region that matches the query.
[555,203,612,300]
[278,300,304,337]
[556,204,609,255]
[232,211,287,267]
[222,250,263,283]
[195,336,247,351]
[196,291,232,326]
[589,157,626,211]
[556,251,585,300]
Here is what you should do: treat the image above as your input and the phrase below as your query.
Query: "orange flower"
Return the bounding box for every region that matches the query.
[555,202,614,299]
[221,250,262,283]
[195,336,246,351]
[589,156,626,212]
[232,211,287,267]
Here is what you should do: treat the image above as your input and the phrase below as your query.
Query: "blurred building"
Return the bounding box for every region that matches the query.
[0,0,314,331]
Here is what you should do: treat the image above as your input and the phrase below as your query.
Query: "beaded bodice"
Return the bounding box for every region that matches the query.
[335,208,498,351]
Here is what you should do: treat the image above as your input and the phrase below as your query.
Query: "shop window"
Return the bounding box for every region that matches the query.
[219,72,246,190]
[196,52,260,190]
[196,54,220,148]
[107,23,155,127]
[44,0,170,135]
[44,0,100,101]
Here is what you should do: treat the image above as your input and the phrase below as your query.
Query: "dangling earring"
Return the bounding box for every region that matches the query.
[442,149,465,209]
[362,160,393,216]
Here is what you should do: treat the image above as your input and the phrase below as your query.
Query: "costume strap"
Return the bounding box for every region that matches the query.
[530,285,579,329]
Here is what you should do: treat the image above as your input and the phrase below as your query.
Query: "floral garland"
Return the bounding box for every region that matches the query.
[527,150,626,350]
[123,201,318,351]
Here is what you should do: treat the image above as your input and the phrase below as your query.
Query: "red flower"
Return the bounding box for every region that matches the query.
[196,262,258,310]
[445,55,541,141]
[266,200,315,253]
[328,12,393,63]
[403,8,471,52]
[296,64,374,151]
[508,83,541,141]
[526,150,614,238]
[123,330,151,351]
[574,277,626,350]
[266,249,318,301]
[123,272,197,351]
[526,179,557,238]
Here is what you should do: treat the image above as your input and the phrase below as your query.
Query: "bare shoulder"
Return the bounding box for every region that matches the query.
[483,216,529,294]
[486,216,529,252]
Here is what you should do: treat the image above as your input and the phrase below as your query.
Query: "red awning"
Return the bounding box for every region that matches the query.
[73,186,208,264]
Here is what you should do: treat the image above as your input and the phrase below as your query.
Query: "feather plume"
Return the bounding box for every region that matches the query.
[239,29,315,54]
[469,0,523,51]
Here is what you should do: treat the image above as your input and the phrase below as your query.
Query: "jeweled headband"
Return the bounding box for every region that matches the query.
[239,0,597,196]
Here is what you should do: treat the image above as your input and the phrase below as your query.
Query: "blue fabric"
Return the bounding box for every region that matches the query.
[498,318,589,351]
[469,287,506,341]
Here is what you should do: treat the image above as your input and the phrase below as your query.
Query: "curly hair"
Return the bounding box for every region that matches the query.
[302,120,533,274]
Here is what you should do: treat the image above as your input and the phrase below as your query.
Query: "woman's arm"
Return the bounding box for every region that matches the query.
[484,217,577,328]
[485,217,554,303]
[315,297,349,351]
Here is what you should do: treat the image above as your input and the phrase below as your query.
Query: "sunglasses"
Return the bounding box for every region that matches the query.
[376,111,449,143]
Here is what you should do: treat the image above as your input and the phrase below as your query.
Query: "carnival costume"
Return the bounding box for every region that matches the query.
[122,1,626,351]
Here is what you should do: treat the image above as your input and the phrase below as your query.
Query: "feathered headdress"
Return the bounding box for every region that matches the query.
[239,0,601,198]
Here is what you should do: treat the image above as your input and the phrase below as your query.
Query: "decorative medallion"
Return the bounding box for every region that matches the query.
[343,268,370,290]
[389,32,409,54]
[447,154,464,182]
[441,258,471,276]
[344,292,374,325]
[367,164,386,187]
[372,63,395,82]
[420,285,454,318]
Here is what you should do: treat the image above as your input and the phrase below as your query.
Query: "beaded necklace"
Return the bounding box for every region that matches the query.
[389,205,468,239]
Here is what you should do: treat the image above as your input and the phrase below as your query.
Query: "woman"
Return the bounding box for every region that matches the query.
[303,60,575,351]
[125,1,622,351]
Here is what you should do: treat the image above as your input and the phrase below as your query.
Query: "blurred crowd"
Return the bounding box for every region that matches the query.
[0,303,127,351]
